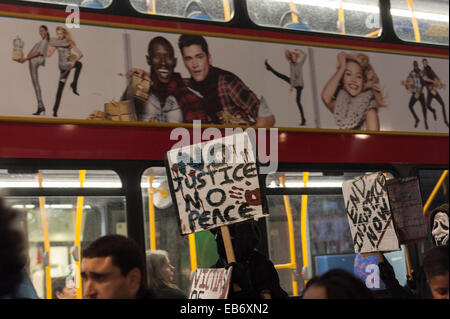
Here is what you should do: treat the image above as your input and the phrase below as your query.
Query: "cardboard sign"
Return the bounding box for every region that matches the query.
[386,177,427,244]
[189,268,233,299]
[166,132,268,235]
[342,172,400,253]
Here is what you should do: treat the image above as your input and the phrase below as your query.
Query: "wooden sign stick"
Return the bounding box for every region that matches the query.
[220,225,241,292]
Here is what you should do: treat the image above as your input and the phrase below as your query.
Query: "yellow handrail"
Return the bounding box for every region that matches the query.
[423,170,449,214]
[274,176,298,296]
[147,175,157,250]
[338,0,346,35]
[37,173,52,299]
[407,0,421,43]
[189,233,198,271]
[147,0,156,14]
[365,29,381,38]
[74,170,86,299]
[300,172,309,286]
[290,1,298,23]
[222,0,231,21]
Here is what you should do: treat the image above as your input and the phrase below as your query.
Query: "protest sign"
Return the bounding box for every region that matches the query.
[386,177,427,244]
[189,267,233,299]
[342,172,400,254]
[165,132,268,235]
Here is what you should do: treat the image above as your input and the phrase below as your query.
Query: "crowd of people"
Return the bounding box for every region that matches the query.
[0,195,448,300]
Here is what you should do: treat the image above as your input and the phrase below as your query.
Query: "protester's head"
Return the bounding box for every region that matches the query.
[213,221,261,262]
[178,34,212,82]
[146,249,176,290]
[423,245,449,299]
[302,269,375,299]
[146,36,177,84]
[81,235,144,299]
[51,276,77,299]
[0,198,27,298]
[430,203,449,246]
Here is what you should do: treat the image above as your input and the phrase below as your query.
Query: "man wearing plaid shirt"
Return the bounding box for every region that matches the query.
[405,60,429,130]
[178,34,275,126]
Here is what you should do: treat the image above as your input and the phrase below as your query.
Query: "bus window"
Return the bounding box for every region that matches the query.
[265,171,401,296]
[19,0,112,8]
[1,169,126,299]
[129,0,235,22]
[246,0,382,38]
[141,167,219,294]
[390,0,449,46]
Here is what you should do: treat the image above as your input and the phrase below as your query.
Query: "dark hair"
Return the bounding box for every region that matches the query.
[40,25,50,41]
[147,36,174,57]
[303,269,375,299]
[51,276,67,298]
[82,235,144,278]
[413,60,418,67]
[423,245,449,279]
[423,58,428,62]
[0,198,27,298]
[178,34,209,57]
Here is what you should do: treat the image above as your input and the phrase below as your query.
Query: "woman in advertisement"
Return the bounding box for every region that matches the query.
[18,25,50,116]
[265,48,307,126]
[47,26,83,117]
[321,51,386,131]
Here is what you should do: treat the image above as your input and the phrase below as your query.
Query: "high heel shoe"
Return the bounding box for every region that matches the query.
[414,118,420,128]
[70,83,80,96]
[32,107,46,116]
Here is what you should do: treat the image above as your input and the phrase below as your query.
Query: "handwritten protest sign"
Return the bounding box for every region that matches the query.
[166,132,268,235]
[386,177,427,244]
[189,268,233,299]
[342,172,400,254]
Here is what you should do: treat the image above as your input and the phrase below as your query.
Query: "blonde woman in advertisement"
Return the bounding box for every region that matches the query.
[321,51,386,131]
[47,26,83,117]
[17,25,50,116]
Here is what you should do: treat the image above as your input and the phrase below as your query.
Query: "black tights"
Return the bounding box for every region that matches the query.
[408,93,428,129]
[427,90,448,127]
[266,62,305,125]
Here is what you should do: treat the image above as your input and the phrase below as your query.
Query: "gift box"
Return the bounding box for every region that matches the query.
[104,100,137,121]
[131,74,151,102]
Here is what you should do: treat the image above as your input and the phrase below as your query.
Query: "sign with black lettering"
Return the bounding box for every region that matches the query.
[188,268,233,299]
[342,172,400,253]
[386,177,427,244]
[166,132,268,235]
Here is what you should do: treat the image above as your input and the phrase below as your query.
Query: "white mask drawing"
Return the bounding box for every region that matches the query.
[432,212,449,246]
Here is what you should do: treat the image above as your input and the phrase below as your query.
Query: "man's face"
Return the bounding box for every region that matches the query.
[182,44,211,82]
[428,273,449,299]
[423,60,429,67]
[147,42,176,84]
[81,256,140,299]
[432,212,449,246]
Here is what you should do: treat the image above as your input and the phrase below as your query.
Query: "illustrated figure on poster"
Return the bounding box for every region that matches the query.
[177,34,276,126]
[47,26,83,117]
[264,48,307,126]
[321,51,386,131]
[122,36,209,123]
[402,60,435,130]
[16,25,50,116]
[422,59,448,127]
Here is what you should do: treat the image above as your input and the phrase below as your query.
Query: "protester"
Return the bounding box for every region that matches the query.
[423,245,449,299]
[81,234,155,299]
[51,276,77,299]
[146,249,187,299]
[212,221,288,299]
[379,202,449,299]
[301,269,375,299]
[0,198,27,299]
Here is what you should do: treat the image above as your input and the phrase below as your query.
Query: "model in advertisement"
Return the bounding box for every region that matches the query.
[17,25,50,116]
[265,48,307,126]
[123,36,210,123]
[47,26,83,117]
[402,60,431,130]
[178,34,275,126]
[321,51,386,131]
[422,59,448,128]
